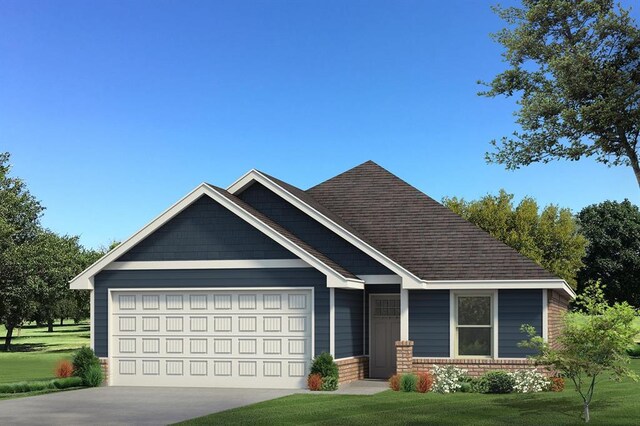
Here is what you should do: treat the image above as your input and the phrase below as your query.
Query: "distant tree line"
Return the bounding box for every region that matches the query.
[0,152,106,351]
[443,192,640,307]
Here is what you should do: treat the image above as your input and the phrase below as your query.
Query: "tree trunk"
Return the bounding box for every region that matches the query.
[47,319,54,333]
[60,318,64,326]
[620,133,640,188]
[4,326,14,352]
[583,402,590,423]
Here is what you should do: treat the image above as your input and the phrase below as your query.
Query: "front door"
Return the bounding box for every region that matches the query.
[370,295,400,379]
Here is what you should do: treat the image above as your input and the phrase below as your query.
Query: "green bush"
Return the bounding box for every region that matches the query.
[470,377,489,393]
[320,375,338,391]
[482,371,515,394]
[83,364,104,387]
[73,346,100,379]
[626,343,640,357]
[459,381,472,393]
[310,352,339,379]
[0,377,84,394]
[400,374,418,392]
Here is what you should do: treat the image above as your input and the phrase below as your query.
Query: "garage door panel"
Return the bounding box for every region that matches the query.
[110,289,312,389]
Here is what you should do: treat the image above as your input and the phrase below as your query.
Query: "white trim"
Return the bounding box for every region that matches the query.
[227,170,424,288]
[104,259,310,271]
[363,291,366,356]
[542,289,549,342]
[449,291,455,358]
[423,280,575,299]
[333,355,369,362]
[89,289,95,350]
[357,275,401,285]
[329,288,335,357]
[400,288,409,340]
[493,289,499,358]
[69,183,363,290]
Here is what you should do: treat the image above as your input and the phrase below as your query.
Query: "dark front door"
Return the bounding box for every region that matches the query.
[370,294,400,379]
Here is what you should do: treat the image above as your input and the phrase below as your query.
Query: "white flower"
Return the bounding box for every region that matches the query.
[431,365,467,394]
[509,369,548,393]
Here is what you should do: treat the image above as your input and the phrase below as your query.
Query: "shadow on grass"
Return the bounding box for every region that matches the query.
[495,394,617,423]
[0,343,47,353]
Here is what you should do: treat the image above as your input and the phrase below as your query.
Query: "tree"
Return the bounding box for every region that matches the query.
[481,0,640,187]
[0,152,44,351]
[577,200,640,306]
[443,190,587,287]
[521,282,639,422]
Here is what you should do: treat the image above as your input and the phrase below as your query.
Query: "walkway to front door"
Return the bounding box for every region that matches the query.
[369,294,400,379]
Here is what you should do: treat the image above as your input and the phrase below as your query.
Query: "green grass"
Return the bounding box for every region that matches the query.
[176,359,640,426]
[0,322,89,383]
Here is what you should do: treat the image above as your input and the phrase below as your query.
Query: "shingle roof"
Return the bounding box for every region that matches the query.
[305,161,557,281]
[206,184,360,280]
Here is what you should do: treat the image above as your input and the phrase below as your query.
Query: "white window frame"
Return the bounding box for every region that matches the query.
[451,290,499,359]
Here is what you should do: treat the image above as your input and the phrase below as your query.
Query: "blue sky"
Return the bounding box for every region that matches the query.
[1,0,638,249]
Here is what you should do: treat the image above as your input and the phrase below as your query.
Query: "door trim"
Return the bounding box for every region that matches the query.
[368,293,400,378]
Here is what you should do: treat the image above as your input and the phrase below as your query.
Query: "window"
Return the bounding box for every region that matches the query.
[455,294,493,357]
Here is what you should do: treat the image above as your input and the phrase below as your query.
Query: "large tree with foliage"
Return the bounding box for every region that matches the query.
[0,152,44,350]
[443,190,587,287]
[577,199,640,306]
[521,282,639,422]
[481,0,640,187]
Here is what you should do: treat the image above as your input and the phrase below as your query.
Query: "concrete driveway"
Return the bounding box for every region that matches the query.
[0,386,295,425]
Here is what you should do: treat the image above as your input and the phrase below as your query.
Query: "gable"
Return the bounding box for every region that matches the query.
[117,195,298,262]
[237,182,391,275]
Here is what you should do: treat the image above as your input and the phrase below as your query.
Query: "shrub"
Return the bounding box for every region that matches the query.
[307,373,323,391]
[627,343,640,358]
[72,347,100,379]
[83,364,103,387]
[510,369,549,393]
[389,374,401,391]
[483,371,515,394]
[0,377,84,394]
[550,376,565,392]
[55,360,74,378]
[416,372,433,393]
[321,375,338,391]
[310,352,339,379]
[400,373,417,392]
[470,377,489,394]
[431,365,466,393]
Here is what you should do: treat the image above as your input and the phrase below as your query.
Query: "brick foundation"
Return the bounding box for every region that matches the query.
[548,289,570,350]
[395,340,414,374]
[412,357,543,377]
[336,356,369,384]
[99,357,109,385]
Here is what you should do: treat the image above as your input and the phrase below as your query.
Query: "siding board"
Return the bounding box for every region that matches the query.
[409,290,450,357]
[498,290,543,358]
[335,289,364,359]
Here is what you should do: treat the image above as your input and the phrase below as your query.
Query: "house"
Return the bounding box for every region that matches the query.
[69,161,574,389]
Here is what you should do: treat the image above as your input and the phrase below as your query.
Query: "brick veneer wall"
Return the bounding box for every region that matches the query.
[336,356,369,384]
[99,357,109,385]
[395,341,414,374]
[548,289,570,350]
[412,357,542,377]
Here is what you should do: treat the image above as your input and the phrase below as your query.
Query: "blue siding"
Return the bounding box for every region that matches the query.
[498,290,543,358]
[93,268,328,357]
[239,183,391,275]
[364,284,400,354]
[118,196,297,261]
[335,289,364,358]
[409,290,450,357]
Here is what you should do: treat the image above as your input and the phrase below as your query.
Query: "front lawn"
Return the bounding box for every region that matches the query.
[0,323,89,383]
[177,359,640,426]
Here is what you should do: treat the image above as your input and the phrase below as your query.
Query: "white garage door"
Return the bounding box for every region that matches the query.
[110,288,313,389]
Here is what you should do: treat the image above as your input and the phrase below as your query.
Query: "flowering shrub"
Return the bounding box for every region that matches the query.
[389,374,401,391]
[55,360,74,378]
[307,373,323,391]
[431,365,466,393]
[550,376,565,392]
[416,372,434,393]
[509,369,548,393]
